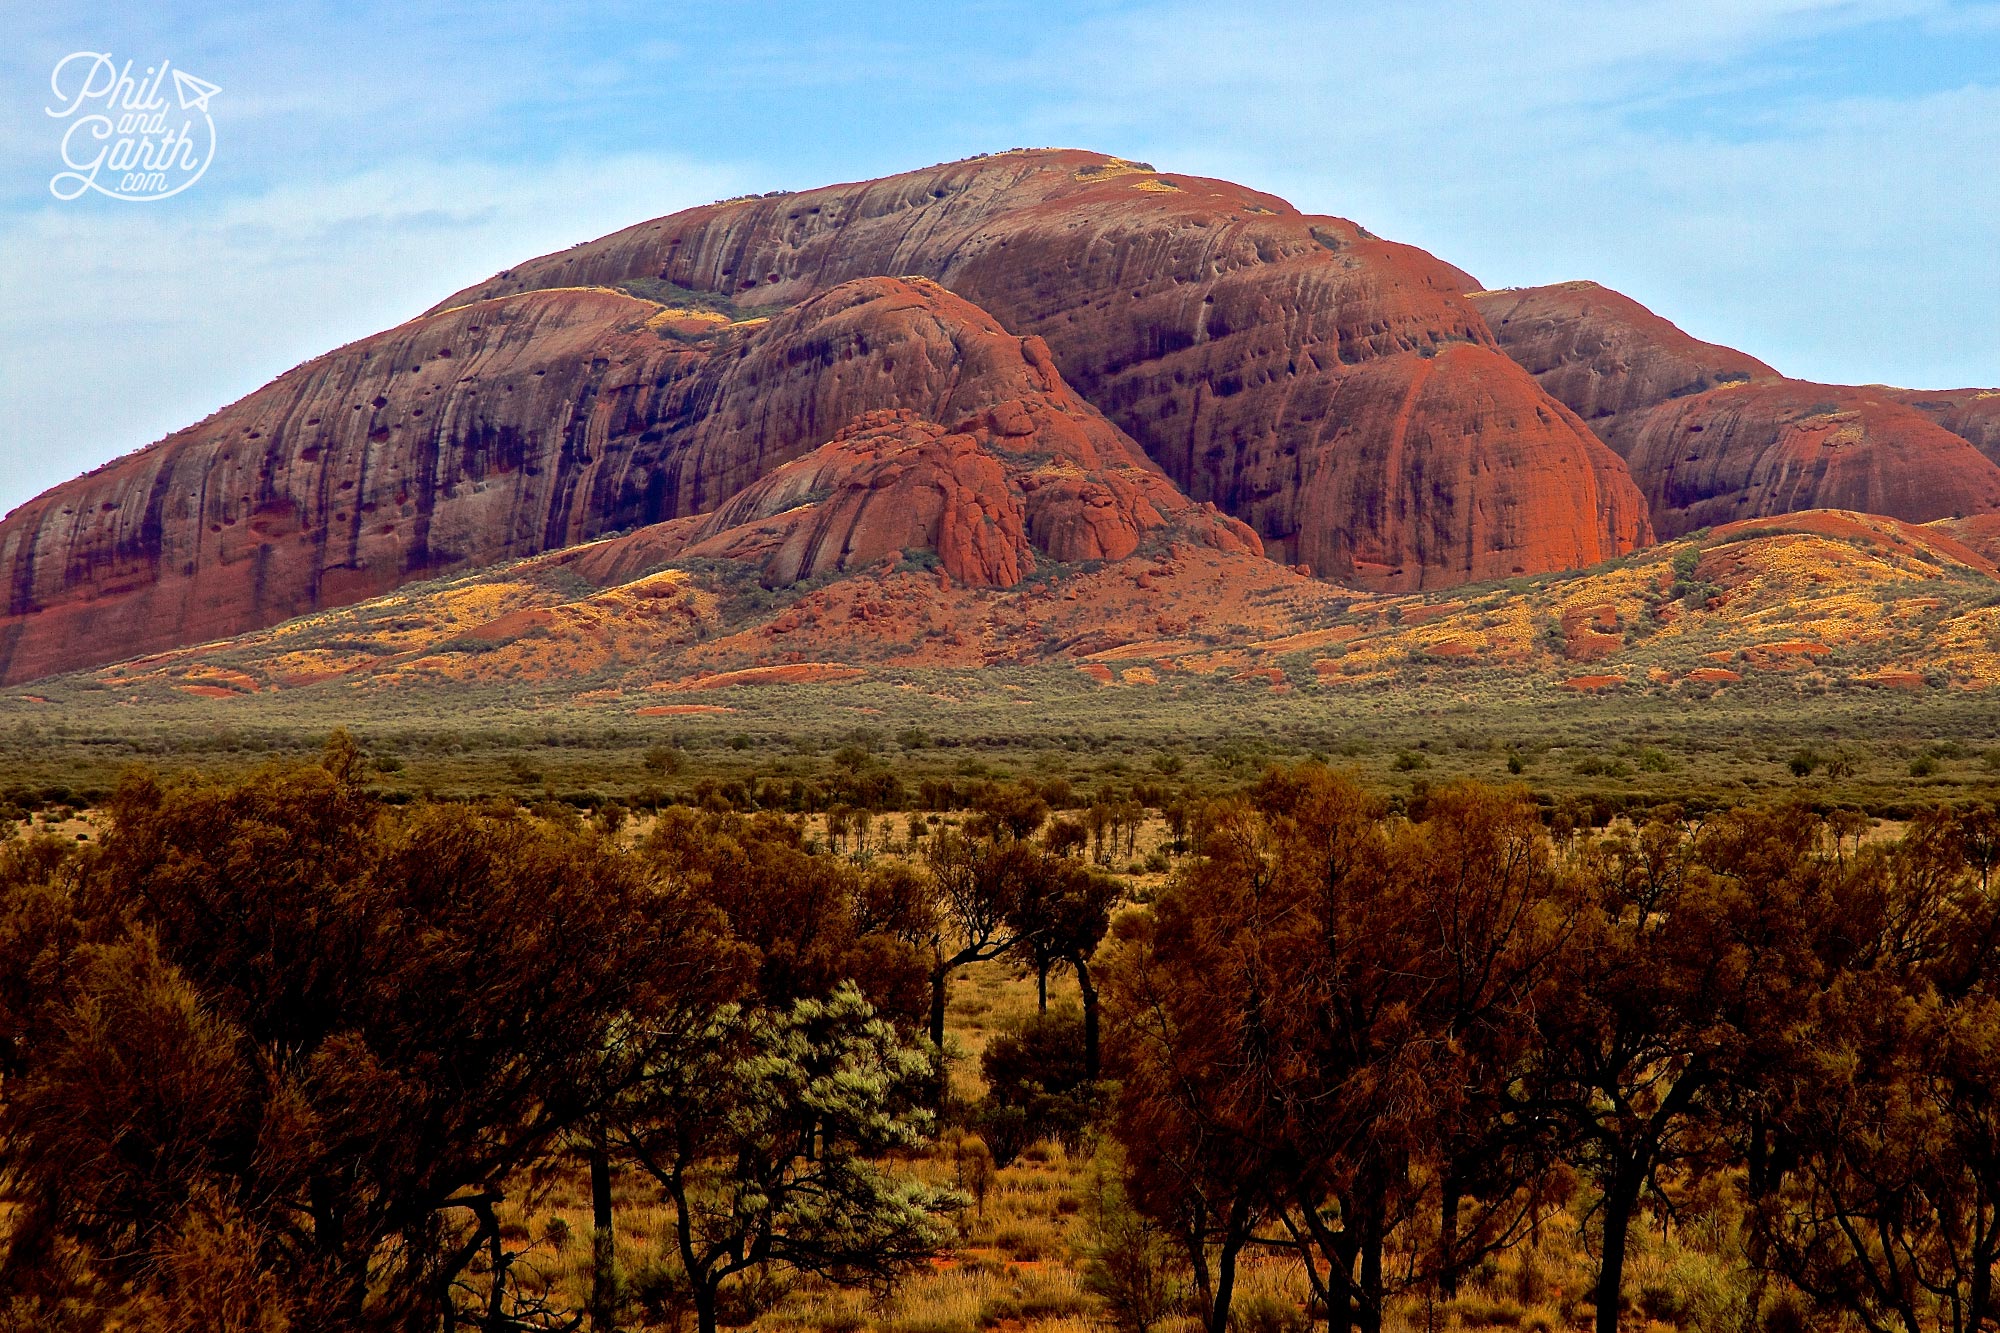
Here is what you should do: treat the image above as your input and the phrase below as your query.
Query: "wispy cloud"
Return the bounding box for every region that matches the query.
[1,0,1995,516]
[1021,0,2000,385]
[0,151,748,514]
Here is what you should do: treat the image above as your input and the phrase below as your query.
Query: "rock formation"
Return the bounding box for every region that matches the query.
[1622,382,2000,535]
[433,150,1653,589]
[0,287,686,683]
[0,274,1247,680]
[1892,389,2000,467]
[676,399,1257,590]
[1472,282,2000,535]
[28,150,1997,686]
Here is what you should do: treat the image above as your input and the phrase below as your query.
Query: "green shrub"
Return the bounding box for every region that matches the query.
[976,1008,1101,1165]
[1085,1173,1182,1333]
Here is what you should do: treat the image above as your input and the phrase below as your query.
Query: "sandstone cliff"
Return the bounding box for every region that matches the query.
[1472,282,2000,535]
[0,273,1244,680]
[1892,389,2000,467]
[434,150,1653,589]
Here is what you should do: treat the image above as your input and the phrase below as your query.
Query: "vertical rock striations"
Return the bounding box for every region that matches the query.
[1472,281,2000,535]
[432,150,1653,589]
[0,275,1251,679]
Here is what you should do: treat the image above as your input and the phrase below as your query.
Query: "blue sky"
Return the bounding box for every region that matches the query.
[2,0,1996,517]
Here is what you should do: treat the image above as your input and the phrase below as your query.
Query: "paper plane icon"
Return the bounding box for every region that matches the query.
[172,69,220,112]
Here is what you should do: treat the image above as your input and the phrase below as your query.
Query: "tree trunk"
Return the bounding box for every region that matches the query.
[310,1175,343,1261]
[670,1174,717,1333]
[694,1280,719,1333]
[929,964,949,1053]
[1076,957,1100,1081]
[590,1136,617,1332]
[1440,1176,1462,1299]
[1596,1166,1646,1333]
[1327,1260,1353,1333]
[1037,958,1049,1013]
[475,1199,507,1331]
[311,1176,368,1322]
[1207,1196,1251,1333]
[1295,1195,1357,1333]
[1211,1231,1247,1333]
[1968,1230,1995,1333]
[1185,1216,1214,1332]
[1358,1197,1384,1333]
[929,961,954,1109]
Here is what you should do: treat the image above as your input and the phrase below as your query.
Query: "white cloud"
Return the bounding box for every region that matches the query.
[1016,0,1999,388]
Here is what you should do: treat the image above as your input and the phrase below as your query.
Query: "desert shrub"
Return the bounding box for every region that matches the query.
[1640,1281,1694,1326]
[954,1134,996,1217]
[1509,1246,1551,1306]
[1762,1289,1811,1333]
[1231,1290,1310,1333]
[1085,1168,1182,1333]
[1044,817,1088,857]
[989,1221,1053,1262]
[1012,1268,1092,1320]
[1454,1296,1528,1327]
[626,1257,694,1328]
[974,1101,1034,1169]
[977,1007,1102,1163]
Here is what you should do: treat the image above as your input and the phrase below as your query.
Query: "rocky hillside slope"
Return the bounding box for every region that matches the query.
[1471,282,2000,534]
[0,270,1246,681]
[433,150,1653,590]
[64,508,2000,711]
[7,149,1995,688]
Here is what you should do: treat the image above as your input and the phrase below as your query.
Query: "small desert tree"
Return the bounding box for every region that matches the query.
[1102,795,1285,1333]
[1752,808,2000,1333]
[612,983,963,1333]
[1527,805,1832,1333]
[920,831,1027,1060]
[1760,978,2000,1333]
[1006,854,1121,1074]
[1105,769,1580,1333]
